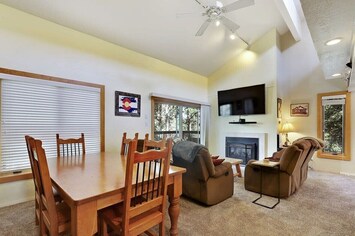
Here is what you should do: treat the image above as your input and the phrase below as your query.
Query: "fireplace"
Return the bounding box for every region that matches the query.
[225,137,259,164]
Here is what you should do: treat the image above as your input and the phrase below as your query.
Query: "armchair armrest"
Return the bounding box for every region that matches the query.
[247,159,257,165]
[212,162,232,178]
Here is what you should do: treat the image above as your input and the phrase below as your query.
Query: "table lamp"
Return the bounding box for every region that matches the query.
[281,121,295,147]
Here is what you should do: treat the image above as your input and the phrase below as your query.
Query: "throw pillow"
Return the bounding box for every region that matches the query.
[212,158,225,166]
[211,155,220,159]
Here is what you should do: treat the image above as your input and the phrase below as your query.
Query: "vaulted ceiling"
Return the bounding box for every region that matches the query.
[0,0,292,76]
[0,0,353,84]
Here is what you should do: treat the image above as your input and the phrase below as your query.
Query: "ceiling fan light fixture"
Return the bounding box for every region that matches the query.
[216,1,223,8]
[325,38,342,46]
[331,73,341,77]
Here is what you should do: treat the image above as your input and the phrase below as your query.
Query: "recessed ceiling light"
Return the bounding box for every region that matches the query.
[216,1,223,8]
[331,73,341,77]
[325,38,342,46]
[215,20,220,27]
[230,34,236,40]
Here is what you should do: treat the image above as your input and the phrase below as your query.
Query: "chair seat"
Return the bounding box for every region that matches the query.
[99,205,123,235]
[42,202,71,233]
[100,205,162,235]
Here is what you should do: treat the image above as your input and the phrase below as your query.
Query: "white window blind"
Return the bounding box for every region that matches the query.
[1,79,101,173]
[322,94,346,106]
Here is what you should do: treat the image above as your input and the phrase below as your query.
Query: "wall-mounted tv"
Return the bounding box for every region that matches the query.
[218,84,265,116]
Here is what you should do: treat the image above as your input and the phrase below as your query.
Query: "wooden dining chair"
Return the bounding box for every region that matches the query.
[143,133,167,151]
[56,133,85,157]
[25,135,43,227]
[25,136,62,230]
[28,136,71,235]
[99,138,173,236]
[120,132,139,155]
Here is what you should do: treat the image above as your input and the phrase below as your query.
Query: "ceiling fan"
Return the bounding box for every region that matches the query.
[189,0,255,44]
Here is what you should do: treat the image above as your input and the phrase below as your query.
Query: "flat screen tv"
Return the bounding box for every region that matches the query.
[218,84,265,116]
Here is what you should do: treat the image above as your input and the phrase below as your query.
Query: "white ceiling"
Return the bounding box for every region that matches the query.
[301,0,355,81]
[0,0,290,76]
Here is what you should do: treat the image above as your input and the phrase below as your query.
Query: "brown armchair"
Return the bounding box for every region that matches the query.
[172,141,234,205]
[244,137,323,198]
[293,137,324,184]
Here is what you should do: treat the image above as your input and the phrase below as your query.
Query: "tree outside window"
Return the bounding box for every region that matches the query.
[153,101,201,143]
[317,91,351,160]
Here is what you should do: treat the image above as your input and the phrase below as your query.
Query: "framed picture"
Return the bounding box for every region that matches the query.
[277,98,282,119]
[115,91,141,117]
[290,103,309,117]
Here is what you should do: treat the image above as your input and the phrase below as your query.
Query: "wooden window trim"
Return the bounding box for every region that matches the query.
[0,170,32,184]
[151,96,201,108]
[317,91,351,160]
[0,67,105,182]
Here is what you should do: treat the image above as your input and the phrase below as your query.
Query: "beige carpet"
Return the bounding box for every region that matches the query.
[1,170,355,236]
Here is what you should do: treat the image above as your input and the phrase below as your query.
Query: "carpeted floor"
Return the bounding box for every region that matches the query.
[1,170,355,236]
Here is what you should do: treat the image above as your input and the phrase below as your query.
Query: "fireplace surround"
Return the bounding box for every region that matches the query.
[224,133,266,164]
[226,137,258,164]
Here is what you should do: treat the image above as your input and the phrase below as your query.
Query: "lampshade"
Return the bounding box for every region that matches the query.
[281,122,295,133]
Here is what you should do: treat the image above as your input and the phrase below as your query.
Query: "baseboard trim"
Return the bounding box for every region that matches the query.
[340,172,355,176]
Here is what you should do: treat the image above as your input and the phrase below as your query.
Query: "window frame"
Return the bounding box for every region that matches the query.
[0,67,105,182]
[317,91,351,160]
[151,96,201,142]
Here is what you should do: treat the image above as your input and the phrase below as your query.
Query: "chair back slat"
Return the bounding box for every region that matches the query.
[122,138,172,235]
[25,135,44,230]
[143,133,167,151]
[56,133,85,157]
[25,136,43,197]
[27,136,59,234]
[120,132,139,155]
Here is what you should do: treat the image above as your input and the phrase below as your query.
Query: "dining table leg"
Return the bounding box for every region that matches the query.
[71,201,98,236]
[168,174,183,236]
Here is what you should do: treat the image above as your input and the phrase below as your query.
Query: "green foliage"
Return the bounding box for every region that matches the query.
[154,103,200,142]
[323,104,343,153]
[154,103,178,132]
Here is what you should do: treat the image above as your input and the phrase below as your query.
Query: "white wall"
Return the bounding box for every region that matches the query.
[208,29,279,158]
[0,4,208,207]
[278,16,355,175]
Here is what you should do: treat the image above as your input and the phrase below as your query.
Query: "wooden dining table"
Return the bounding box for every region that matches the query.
[47,152,186,236]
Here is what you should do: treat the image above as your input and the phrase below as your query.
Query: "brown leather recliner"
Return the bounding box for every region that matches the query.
[244,137,323,198]
[172,141,234,205]
[293,137,324,185]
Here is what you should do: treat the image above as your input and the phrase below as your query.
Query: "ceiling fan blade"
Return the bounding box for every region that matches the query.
[220,16,240,33]
[195,18,212,36]
[222,0,255,13]
[194,0,209,9]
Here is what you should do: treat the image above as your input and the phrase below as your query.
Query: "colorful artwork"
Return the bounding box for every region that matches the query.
[115,91,141,117]
[290,103,309,117]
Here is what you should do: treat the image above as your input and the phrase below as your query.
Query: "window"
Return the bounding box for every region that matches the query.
[152,96,205,144]
[317,91,351,160]
[0,69,105,174]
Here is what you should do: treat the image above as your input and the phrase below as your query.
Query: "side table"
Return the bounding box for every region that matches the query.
[223,157,243,177]
[251,160,280,209]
